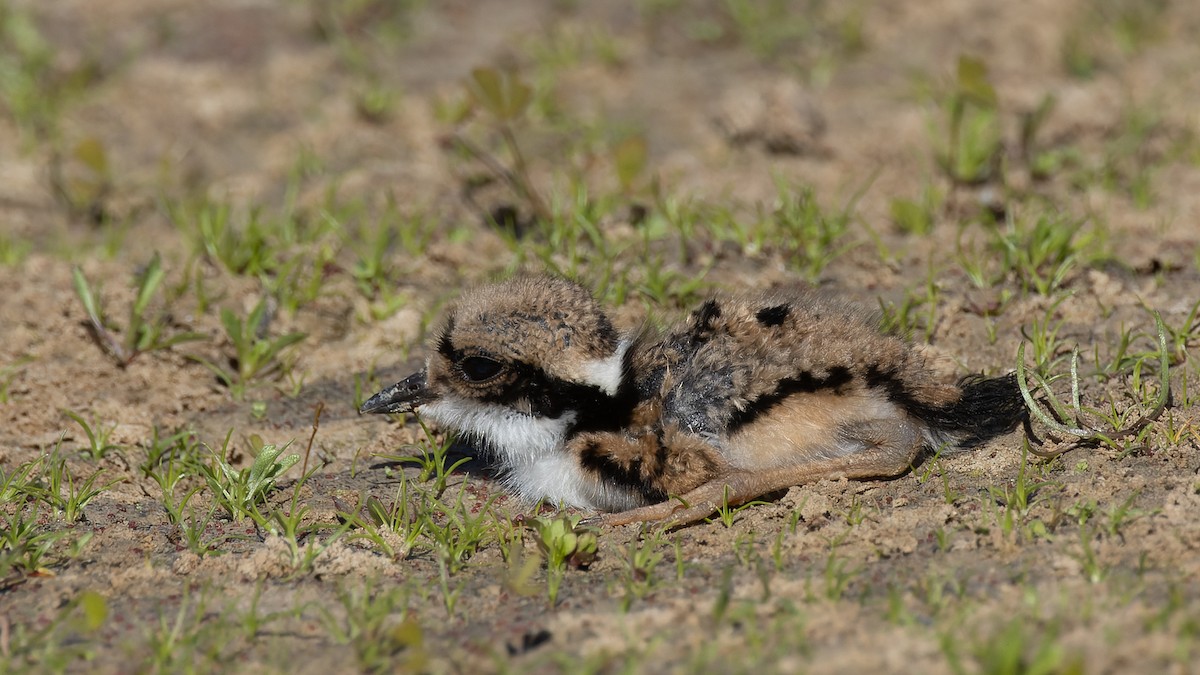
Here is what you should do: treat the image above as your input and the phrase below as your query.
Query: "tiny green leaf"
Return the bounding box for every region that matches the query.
[132,253,165,319]
[613,135,648,191]
[73,137,109,176]
[78,590,108,631]
[956,55,997,107]
[72,266,103,325]
[220,308,244,355]
[468,68,531,121]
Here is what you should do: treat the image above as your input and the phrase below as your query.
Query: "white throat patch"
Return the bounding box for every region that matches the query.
[418,396,599,509]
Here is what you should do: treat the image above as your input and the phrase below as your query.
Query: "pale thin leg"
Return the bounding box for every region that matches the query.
[598,419,925,528]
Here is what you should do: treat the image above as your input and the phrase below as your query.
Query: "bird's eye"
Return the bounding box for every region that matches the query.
[459,356,504,383]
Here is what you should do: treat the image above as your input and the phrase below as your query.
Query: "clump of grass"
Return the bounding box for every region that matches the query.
[189,298,306,399]
[2,505,76,582]
[1,465,97,584]
[991,209,1099,296]
[1061,0,1169,78]
[72,253,205,367]
[308,0,417,126]
[619,527,667,610]
[172,199,276,277]
[168,193,344,316]
[0,231,32,266]
[0,588,107,667]
[878,268,942,341]
[936,55,1002,187]
[377,417,467,499]
[641,0,864,69]
[700,180,857,282]
[15,442,121,523]
[421,485,500,616]
[254,404,348,574]
[49,137,114,219]
[340,478,427,561]
[943,616,1081,675]
[926,56,1074,204]
[1019,309,1170,456]
[447,67,550,227]
[766,182,856,281]
[141,428,204,526]
[422,486,498,576]
[62,410,121,460]
[984,440,1059,543]
[2,446,109,584]
[0,3,100,145]
[198,433,300,522]
[889,182,943,235]
[318,580,426,672]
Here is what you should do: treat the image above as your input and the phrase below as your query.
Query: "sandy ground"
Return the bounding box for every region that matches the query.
[2,0,1199,672]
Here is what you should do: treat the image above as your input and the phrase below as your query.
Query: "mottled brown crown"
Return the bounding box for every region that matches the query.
[426,276,626,404]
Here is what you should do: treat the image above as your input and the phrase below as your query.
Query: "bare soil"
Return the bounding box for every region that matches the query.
[2,1,1199,672]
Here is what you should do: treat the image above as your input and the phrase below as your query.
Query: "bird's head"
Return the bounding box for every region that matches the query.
[360,277,629,430]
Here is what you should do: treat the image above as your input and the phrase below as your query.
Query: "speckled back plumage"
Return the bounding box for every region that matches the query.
[639,289,960,438]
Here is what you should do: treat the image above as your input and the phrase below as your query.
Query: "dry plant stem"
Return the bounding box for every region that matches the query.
[301,402,325,479]
[448,132,551,224]
[498,125,550,221]
[88,322,130,365]
[1019,311,1171,458]
[73,268,130,364]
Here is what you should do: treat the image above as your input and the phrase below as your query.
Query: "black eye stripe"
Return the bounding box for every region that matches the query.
[459,356,504,382]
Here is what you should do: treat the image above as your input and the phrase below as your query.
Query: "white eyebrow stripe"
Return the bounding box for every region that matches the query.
[581,339,630,396]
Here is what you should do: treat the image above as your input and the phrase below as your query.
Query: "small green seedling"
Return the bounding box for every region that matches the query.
[986,440,1058,541]
[139,428,205,525]
[529,513,599,606]
[612,135,648,195]
[16,443,120,523]
[62,409,121,460]
[710,484,769,528]
[380,417,468,498]
[421,486,498,575]
[991,210,1094,296]
[620,527,667,610]
[929,55,1077,203]
[177,504,227,557]
[171,199,276,277]
[3,506,61,578]
[199,434,300,521]
[72,253,205,367]
[190,298,306,399]
[419,486,499,616]
[937,55,1002,186]
[341,481,426,561]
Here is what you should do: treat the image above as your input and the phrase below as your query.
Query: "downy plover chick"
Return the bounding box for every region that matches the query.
[361,276,1025,526]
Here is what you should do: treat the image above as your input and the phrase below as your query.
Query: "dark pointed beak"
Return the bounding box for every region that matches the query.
[359,370,436,415]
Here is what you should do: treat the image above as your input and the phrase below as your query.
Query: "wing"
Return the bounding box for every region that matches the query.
[654,290,961,443]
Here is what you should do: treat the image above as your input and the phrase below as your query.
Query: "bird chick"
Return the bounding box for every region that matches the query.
[361,276,1025,527]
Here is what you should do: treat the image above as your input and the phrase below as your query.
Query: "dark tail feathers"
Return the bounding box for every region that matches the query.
[918,373,1027,450]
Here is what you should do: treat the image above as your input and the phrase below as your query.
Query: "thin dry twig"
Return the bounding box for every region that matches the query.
[301,401,325,480]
